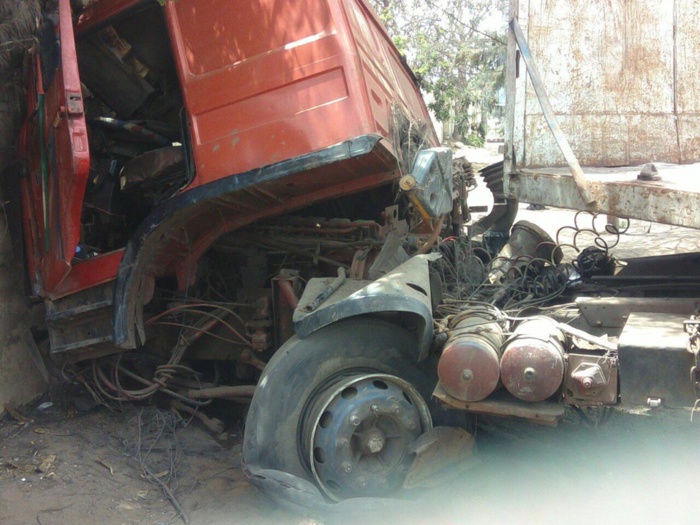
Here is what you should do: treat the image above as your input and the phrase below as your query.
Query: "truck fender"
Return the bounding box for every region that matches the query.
[113,135,383,349]
[292,253,440,361]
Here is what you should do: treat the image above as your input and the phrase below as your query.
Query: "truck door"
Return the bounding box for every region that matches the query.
[24,0,90,295]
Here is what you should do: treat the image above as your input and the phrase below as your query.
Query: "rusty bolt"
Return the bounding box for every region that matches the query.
[571,363,607,396]
[637,163,661,182]
[461,369,474,381]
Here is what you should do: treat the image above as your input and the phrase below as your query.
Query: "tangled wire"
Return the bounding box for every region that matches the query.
[434,211,624,318]
[124,407,190,523]
[80,303,253,407]
[556,211,625,275]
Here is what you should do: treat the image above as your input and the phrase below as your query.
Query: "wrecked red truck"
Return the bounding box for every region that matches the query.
[13,0,700,510]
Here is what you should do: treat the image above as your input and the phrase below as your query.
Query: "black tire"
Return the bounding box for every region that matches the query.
[242,317,435,509]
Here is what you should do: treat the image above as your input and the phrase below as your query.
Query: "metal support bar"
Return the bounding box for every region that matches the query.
[303,267,347,313]
[509,18,597,207]
[186,385,257,399]
[555,322,617,353]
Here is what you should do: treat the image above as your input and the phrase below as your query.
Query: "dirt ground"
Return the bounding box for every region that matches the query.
[3,391,700,525]
[0,387,301,525]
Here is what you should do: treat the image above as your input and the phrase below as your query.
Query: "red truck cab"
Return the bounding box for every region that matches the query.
[18,0,437,357]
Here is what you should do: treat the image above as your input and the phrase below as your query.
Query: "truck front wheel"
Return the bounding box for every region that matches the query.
[242,318,433,508]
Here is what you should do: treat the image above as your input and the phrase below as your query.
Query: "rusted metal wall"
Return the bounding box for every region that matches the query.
[508,0,700,168]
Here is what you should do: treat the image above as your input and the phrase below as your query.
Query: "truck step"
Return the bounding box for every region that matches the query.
[45,283,116,360]
[51,336,115,356]
[45,298,113,325]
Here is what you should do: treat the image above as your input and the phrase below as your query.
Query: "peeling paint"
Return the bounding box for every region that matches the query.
[512,0,697,168]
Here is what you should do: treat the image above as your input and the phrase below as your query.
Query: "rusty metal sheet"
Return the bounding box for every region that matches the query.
[403,427,476,489]
[510,0,695,168]
[577,297,700,330]
[433,383,564,426]
[508,163,700,228]
[524,114,680,167]
[678,115,700,164]
[524,0,674,116]
[676,0,700,115]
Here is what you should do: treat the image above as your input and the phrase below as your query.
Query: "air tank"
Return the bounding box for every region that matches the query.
[438,309,506,402]
[500,318,566,402]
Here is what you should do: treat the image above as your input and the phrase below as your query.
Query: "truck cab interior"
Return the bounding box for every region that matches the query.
[73,2,188,254]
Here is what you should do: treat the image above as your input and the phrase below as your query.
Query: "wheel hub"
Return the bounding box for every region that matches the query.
[306,373,432,501]
[360,427,387,455]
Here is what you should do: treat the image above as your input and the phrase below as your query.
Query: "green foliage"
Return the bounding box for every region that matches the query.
[369,0,507,139]
[465,133,485,148]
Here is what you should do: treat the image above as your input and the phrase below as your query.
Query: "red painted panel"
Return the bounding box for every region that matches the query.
[165,0,375,186]
[172,0,332,76]
[345,0,435,143]
[39,0,91,294]
[50,250,124,300]
[194,68,349,145]
[19,0,91,296]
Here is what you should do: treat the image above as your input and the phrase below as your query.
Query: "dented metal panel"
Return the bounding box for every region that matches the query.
[508,163,700,228]
[293,254,438,361]
[164,0,437,187]
[510,0,687,168]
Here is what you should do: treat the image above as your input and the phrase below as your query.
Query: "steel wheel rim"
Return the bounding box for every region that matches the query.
[307,373,432,501]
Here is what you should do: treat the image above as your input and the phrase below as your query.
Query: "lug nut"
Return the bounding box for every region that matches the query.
[350,415,361,426]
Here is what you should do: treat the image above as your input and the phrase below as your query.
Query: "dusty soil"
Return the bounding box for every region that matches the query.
[3,392,700,525]
[0,388,303,525]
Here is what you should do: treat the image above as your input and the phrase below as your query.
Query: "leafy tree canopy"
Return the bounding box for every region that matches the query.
[369,0,507,139]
